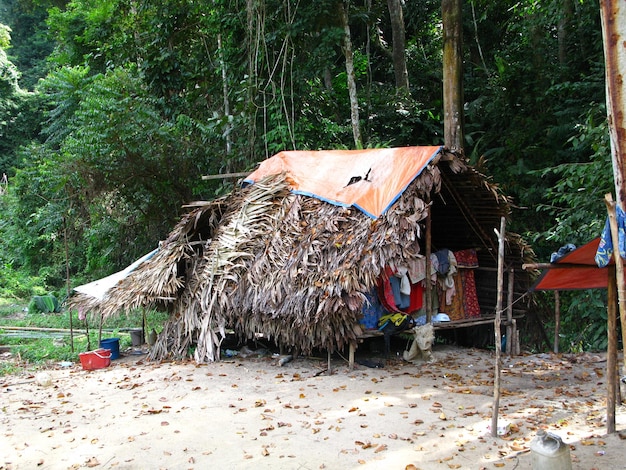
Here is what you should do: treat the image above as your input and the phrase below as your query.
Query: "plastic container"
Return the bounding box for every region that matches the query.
[130,329,144,347]
[79,348,111,370]
[530,429,572,470]
[99,337,120,360]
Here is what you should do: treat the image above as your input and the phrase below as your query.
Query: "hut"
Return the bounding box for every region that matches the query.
[69,146,534,363]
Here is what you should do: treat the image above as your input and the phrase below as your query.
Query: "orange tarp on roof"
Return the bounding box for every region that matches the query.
[531,238,611,291]
[245,146,442,219]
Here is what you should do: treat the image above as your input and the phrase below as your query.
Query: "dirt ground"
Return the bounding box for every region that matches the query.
[1,342,626,470]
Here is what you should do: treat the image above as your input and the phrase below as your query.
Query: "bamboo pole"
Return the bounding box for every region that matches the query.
[605,193,626,402]
[491,216,506,437]
[607,265,618,433]
[1,326,89,334]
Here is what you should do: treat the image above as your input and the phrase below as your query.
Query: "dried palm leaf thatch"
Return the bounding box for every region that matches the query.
[192,166,437,360]
[79,163,442,362]
[68,196,228,321]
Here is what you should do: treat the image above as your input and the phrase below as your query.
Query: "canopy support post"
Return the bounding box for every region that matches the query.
[607,265,618,433]
[605,193,626,402]
[553,291,561,353]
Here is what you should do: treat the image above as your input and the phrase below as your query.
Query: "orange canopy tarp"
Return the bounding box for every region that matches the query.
[531,238,611,291]
[245,146,442,219]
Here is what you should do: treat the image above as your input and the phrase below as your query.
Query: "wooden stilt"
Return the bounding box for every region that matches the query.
[327,349,332,375]
[349,342,356,370]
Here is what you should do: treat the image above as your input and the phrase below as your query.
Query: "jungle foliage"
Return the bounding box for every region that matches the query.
[0,0,615,351]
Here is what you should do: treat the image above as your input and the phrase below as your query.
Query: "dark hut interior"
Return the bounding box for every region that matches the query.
[423,161,534,351]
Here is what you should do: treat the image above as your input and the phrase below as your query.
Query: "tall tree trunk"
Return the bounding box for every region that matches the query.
[387,0,410,95]
[442,0,464,152]
[558,0,573,65]
[600,0,626,407]
[600,0,626,208]
[339,1,362,149]
[246,0,262,160]
[217,34,232,163]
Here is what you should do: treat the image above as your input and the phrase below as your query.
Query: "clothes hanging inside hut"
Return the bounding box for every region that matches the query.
[456,249,480,318]
[436,248,480,320]
[360,288,385,329]
[377,266,424,314]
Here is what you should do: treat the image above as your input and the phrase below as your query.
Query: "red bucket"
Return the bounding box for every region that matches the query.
[79,348,111,371]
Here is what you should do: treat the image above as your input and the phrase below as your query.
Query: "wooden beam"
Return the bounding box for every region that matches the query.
[201,172,250,180]
[522,262,601,270]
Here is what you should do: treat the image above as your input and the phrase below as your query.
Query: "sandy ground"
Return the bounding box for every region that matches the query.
[1,343,626,470]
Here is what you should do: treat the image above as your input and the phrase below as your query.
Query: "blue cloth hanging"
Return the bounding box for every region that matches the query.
[361,289,384,329]
[595,205,626,267]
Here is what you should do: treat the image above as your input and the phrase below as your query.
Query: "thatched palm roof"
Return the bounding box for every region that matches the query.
[70,149,533,362]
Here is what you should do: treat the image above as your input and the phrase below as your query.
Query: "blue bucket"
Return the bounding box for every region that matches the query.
[99,337,120,360]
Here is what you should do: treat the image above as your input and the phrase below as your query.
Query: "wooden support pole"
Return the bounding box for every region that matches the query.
[425,202,433,321]
[327,349,332,375]
[554,291,561,353]
[512,319,520,355]
[491,216,506,437]
[201,171,250,180]
[605,193,626,402]
[607,265,618,434]
[349,342,356,370]
[63,216,74,353]
[506,268,514,355]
